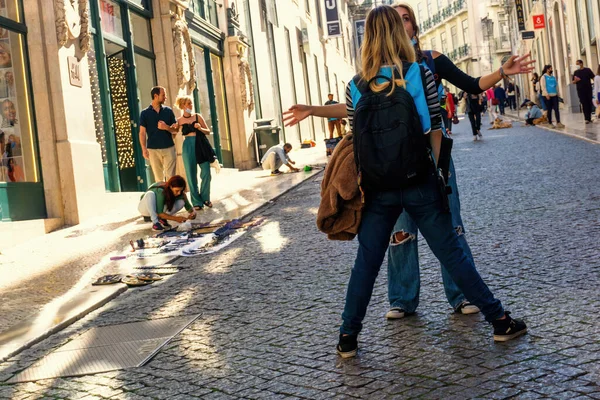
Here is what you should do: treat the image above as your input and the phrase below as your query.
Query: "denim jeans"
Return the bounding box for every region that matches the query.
[387,158,475,313]
[543,96,560,124]
[340,171,504,336]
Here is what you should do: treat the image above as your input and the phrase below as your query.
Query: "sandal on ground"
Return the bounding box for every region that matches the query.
[193,205,204,211]
[204,201,213,208]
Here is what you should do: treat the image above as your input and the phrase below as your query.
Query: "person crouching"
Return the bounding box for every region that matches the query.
[138,175,197,231]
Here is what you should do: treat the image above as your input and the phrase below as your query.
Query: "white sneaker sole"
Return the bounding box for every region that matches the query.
[459,305,481,315]
[385,308,406,319]
[493,328,527,342]
[337,348,357,358]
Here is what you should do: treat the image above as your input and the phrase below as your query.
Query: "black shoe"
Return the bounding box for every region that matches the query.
[159,218,172,229]
[152,222,165,232]
[143,216,151,222]
[492,312,527,342]
[271,169,283,176]
[336,334,358,358]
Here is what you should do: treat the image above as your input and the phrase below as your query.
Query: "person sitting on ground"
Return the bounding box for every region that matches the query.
[261,143,300,176]
[524,101,543,126]
[138,175,196,231]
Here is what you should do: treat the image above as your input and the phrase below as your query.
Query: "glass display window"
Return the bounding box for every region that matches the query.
[0,26,38,183]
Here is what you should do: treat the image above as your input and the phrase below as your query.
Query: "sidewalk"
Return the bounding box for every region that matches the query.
[504,108,600,143]
[0,143,327,361]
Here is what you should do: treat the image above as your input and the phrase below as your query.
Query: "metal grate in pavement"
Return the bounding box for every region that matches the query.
[6,314,200,383]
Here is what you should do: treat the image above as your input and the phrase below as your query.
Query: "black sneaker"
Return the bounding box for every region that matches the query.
[336,334,358,358]
[159,219,172,229]
[152,222,165,232]
[271,169,283,176]
[492,312,527,342]
[143,216,151,222]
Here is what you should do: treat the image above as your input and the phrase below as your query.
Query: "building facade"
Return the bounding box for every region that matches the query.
[0,0,356,238]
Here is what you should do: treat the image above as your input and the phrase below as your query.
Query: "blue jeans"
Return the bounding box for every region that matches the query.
[387,158,474,312]
[340,172,504,336]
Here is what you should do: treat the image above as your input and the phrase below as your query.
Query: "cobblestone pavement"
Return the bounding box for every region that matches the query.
[1,121,599,399]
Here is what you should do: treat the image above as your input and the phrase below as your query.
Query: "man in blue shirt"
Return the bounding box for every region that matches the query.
[139,86,179,182]
[324,94,342,139]
[260,143,299,176]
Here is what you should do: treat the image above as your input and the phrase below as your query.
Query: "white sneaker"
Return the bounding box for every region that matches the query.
[556,122,565,128]
[477,133,483,140]
[385,308,408,319]
[473,136,478,141]
[455,300,480,315]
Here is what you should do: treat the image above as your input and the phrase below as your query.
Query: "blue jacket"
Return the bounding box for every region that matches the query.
[494,86,507,100]
[525,105,542,120]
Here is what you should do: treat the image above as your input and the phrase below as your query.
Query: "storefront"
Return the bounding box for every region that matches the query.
[187,1,234,168]
[89,0,157,192]
[0,0,44,221]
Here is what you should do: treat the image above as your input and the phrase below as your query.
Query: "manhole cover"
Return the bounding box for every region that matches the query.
[6,314,200,383]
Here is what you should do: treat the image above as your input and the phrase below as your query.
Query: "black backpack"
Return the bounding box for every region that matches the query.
[352,65,433,192]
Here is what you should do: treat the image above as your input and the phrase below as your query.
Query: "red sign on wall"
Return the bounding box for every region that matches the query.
[533,14,546,29]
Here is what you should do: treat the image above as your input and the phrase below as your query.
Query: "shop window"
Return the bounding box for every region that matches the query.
[0,0,22,23]
[130,12,153,52]
[193,46,215,149]
[0,29,38,183]
[210,53,231,154]
[100,0,124,40]
[134,53,156,111]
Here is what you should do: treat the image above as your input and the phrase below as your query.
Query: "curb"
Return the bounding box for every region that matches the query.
[0,168,324,365]
[503,114,599,145]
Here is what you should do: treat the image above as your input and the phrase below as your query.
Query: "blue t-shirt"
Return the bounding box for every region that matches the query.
[140,105,177,149]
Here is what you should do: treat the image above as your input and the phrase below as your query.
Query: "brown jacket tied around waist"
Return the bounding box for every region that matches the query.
[316,134,363,240]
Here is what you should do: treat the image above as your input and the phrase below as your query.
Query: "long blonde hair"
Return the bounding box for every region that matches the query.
[360,5,416,94]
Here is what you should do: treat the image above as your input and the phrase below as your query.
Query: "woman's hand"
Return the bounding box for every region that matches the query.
[502,52,536,76]
[187,211,197,220]
[283,105,312,127]
[194,122,201,130]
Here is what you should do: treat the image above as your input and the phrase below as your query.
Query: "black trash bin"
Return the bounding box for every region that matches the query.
[253,119,281,162]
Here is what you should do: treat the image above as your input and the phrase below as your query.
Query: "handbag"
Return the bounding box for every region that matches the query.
[452,115,459,125]
[492,98,499,105]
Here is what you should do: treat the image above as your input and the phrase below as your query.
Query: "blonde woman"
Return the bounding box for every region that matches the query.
[333,5,526,358]
[175,96,215,210]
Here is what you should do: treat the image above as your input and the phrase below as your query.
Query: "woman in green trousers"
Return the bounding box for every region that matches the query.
[175,95,215,210]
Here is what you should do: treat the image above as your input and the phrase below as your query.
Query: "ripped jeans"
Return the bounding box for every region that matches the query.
[387,157,475,312]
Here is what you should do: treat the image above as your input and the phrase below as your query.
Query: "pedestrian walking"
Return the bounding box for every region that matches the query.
[324,94,342,139]
[572,59,595,123]
[531,72,546,111]
[507,82,517,110]
[540,65,565,128]
[465,92,483,141]
[138,175,196,231]
[283,3,534,327]
[594,65,600,119]
[486,86,499,123]
[175,96,215,210]
[139,86,179,182]
[494,84,507,115]
[336,6,526,358]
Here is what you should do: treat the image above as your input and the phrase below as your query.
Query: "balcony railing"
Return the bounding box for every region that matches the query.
[190,0,219,28]
[421,0,467,33]
[447,44,472,62]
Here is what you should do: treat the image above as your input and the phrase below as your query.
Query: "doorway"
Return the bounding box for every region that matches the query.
[105,43,138,191]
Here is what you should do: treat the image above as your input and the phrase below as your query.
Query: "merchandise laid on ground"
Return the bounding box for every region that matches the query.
[91,217,266,287]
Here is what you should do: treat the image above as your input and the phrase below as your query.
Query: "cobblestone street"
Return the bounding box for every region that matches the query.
[1,121,599,399]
